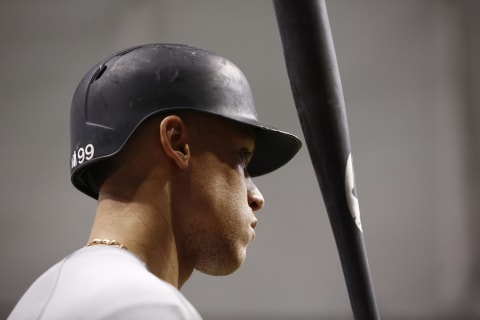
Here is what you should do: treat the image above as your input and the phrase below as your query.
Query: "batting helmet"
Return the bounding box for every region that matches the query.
[70,44,301,199]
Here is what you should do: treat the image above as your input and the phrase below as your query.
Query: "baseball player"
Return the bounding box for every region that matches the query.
[9,44,301,319]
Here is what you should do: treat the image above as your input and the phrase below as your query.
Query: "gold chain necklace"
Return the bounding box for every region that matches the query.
[86,239,128,250]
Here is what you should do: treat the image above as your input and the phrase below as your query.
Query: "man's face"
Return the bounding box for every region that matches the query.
[173,114,264,276]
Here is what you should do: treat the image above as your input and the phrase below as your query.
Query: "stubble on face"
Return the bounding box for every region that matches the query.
[180,221,248,276]
[173,113,256,276]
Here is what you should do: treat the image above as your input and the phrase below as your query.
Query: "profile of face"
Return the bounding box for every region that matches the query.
[170,113,265,276]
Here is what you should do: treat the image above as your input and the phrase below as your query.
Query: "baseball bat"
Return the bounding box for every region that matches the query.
[273,1,380,319]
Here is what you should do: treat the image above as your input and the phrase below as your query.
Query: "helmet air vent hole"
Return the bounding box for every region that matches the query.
[90,64,107,83]
[117,48,136,56]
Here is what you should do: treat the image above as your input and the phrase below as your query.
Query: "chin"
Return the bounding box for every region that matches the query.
[196,250,247,276]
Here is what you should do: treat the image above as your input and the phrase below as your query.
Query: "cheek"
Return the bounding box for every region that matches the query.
[173,164,248,239]
[196,161,248,212]
[212,171,251,224]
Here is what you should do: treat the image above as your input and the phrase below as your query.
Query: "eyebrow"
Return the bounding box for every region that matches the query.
[239,126,256,142]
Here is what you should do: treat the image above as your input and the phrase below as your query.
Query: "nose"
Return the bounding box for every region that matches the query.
[246,178,265,212]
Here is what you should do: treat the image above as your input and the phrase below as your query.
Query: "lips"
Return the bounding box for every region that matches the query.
[250,219,258,240]
[251,219,258,229]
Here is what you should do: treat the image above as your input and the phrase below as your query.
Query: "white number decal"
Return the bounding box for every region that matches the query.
[77,148,85,164]
[71,144,95,169]
[85,144,94,161]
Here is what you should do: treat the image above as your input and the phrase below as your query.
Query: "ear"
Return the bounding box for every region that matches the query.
[159,115,190,169]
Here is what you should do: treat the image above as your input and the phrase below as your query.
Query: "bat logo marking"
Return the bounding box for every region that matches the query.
[345,153,363,232]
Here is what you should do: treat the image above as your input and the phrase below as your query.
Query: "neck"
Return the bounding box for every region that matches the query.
[88,191,193,288]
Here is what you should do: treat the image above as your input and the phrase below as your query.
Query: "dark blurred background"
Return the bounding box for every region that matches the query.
[1,1,479,319]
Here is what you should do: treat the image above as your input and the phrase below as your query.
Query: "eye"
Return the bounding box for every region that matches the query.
[239,148,253,168]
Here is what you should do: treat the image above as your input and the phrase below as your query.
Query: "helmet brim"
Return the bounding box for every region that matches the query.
[242,123,301,177]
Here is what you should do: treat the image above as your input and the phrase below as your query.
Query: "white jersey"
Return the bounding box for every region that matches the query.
[8,246,202,320]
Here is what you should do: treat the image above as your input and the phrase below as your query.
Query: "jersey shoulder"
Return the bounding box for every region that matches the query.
[9,247,202,320]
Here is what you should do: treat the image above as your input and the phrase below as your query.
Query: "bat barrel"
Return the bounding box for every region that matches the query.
[273,1,380,319]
